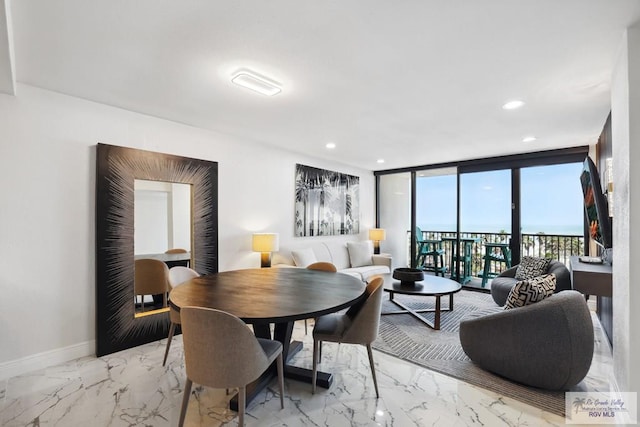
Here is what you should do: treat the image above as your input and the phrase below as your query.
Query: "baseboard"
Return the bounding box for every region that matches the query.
[0,340,95,381]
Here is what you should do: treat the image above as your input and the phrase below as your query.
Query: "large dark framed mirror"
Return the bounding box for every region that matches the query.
[96,143,218,356]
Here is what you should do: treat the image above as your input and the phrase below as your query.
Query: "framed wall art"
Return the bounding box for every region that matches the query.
[294,164,360,237]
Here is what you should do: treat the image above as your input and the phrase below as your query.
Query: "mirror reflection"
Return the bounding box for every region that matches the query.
[133,180,192,317]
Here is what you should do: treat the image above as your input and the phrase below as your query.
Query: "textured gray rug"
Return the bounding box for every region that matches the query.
[373,289,567,417]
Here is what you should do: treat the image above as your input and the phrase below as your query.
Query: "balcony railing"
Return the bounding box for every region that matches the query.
[410,230,584,281]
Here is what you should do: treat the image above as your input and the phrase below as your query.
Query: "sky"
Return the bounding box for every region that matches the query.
[416,162,585,235]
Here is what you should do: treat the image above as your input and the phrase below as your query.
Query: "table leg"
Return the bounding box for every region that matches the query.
[434,296,441,330]
[481,251,491,287]
[382,294,452,330]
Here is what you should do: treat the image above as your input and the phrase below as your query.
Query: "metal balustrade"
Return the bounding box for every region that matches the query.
[408,230,584,283]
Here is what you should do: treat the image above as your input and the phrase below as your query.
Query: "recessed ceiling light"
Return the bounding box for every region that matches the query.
[502,100,525,110]
[326,142,336,149]
[377,159,385,164]
[522,136,537,143]
[231,69,281,96]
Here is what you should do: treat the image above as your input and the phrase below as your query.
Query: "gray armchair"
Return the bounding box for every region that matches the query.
[491,260,572,306]
[459,291,593,390]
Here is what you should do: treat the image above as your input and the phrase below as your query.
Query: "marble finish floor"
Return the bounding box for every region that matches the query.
[0,313,614,426]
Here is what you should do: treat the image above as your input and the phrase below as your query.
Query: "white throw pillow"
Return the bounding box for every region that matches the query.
[291,248,317,267]
[347,241,373,267]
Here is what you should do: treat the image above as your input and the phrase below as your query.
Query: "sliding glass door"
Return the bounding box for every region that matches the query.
[520,163,584,264]
[460,169,512,286]
[415,167,457,274]
[374,147,588,289]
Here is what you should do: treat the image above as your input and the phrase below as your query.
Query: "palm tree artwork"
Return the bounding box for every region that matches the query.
[295,164,360,236]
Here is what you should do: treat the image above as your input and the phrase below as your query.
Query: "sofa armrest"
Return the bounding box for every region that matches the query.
[459,291,593,390]
[497,265,518,278]
[372,254,392,269]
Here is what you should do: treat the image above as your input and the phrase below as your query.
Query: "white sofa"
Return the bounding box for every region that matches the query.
[272,240,392,282]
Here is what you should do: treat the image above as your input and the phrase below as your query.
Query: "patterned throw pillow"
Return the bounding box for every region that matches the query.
[504,274,556,310]
[514,256,552,280]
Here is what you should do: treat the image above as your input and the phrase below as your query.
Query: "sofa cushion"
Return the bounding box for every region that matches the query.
[291,248,317,267]
[504,274,556,310]
[323,242,351,270]
[347,241,373,267]
[514,256,552,280]
[342,265,390,282]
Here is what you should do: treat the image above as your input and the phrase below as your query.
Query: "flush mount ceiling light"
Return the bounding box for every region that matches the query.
[502,100,525,110]
[377,159,385,164]
[326,142,336,149]
[231,69,281,96]
[522,136,537,143]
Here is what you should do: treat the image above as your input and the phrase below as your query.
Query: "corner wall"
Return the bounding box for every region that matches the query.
[0,84,374,374]
[611,23,640,393]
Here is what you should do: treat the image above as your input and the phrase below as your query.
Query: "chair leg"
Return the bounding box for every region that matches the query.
[162,322,176,367]
[305,319,308,335]
[312,339,319,394]
[366,344,379,398]
[238,386,246,427]
[277,352,284,409]
[319,341,323,360]
[178,378,192,427]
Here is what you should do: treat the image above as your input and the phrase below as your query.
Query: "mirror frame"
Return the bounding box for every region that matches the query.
[96,143,218,356]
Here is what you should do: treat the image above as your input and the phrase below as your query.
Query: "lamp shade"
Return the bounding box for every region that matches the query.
[369,228,386,241]
[252,233,280,253]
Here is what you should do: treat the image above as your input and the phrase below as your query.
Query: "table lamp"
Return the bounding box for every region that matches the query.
[369,228,386,254]
[252,233,280,268]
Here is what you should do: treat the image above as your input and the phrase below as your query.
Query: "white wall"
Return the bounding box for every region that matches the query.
[0,84,374,374]
[611,23,640,394]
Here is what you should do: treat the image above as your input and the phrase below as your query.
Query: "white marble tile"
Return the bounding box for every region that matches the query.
[0,316,615,427]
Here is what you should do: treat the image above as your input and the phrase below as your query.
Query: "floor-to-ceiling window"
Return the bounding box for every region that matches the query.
[460,169,512,286]
[416,168,458,236]
[375,147,588,289]
[378,172,411,269]
[520,162,584,265]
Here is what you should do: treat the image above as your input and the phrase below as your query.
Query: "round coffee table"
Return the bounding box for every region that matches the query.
[380,273,462,330]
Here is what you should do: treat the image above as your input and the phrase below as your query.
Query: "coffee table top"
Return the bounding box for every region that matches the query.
[380,273,462,296]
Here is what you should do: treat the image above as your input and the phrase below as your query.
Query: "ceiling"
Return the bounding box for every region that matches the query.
[2,1,639,171]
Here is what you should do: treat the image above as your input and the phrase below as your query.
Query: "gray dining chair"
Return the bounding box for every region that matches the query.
[304,262,338,334]
[311,276,384,397]
[134,258,170,312]
[162,266,200,366]
[178,307,284,427]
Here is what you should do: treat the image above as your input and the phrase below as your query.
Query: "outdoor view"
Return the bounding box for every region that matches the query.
[415,163,585,281]
[417,163,583,235]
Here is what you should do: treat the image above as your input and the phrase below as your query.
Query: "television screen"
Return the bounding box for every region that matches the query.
[580,156,612,249]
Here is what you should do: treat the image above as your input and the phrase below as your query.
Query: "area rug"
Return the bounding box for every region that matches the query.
[373,289,567,417]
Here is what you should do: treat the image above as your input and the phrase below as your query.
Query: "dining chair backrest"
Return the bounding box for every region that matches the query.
[134,258,169,296]
[342,276,384,344]
[307,262,338,272]
[169,266,199,288]
[165,248,188,254]
[180,306,272,388]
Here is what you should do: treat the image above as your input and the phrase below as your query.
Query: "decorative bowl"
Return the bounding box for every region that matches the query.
[392,267,424,285]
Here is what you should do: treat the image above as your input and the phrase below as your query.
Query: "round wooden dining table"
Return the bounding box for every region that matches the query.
[169,267,366,409]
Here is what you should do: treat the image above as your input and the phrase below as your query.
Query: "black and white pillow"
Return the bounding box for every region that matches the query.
[514,256,552,280]
[504,274,556,310]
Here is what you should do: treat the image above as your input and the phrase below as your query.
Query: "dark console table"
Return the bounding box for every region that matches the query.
[570,256,613,345]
